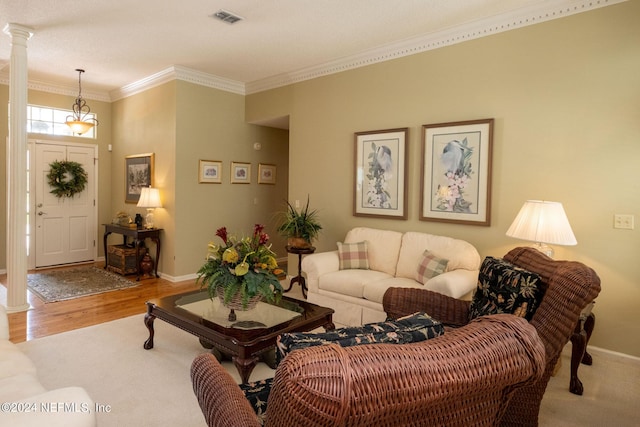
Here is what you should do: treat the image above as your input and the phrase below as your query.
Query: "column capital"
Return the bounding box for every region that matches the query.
[3,23,34,40]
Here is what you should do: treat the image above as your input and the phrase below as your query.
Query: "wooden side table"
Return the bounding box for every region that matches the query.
[103,224,162,280]
[284,245,315,299]
[569,300,596,395]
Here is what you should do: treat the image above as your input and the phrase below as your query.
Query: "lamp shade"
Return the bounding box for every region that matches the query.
[137,187,162,208]
[506,200,577,246]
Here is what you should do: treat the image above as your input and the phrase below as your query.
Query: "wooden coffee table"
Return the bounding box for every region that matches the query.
[143,290,334,383]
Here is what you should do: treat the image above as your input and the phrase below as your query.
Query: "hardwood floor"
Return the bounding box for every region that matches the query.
[1,262,200,344]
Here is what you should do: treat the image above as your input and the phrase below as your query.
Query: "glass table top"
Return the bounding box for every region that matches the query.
[175,291,303,330]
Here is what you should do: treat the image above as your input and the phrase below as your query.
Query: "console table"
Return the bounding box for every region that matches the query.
[103,224,162,280]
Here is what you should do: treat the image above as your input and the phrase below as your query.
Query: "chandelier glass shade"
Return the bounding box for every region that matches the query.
[65,69,98,135]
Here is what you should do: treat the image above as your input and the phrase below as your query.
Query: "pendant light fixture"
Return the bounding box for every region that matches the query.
[66,69,98,135]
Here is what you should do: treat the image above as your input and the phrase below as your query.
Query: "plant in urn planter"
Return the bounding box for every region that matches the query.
[197,224,285,321]
[277,197,322,248]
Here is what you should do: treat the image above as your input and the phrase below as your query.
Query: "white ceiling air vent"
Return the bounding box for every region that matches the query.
[211,9,243,24]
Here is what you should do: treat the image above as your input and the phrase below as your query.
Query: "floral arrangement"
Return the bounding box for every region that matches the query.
[197,224,285,309]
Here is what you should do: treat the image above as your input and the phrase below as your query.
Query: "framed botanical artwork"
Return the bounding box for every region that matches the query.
[125,153,154,203]
[199,160,222,184]
[230,161,251,184]
[420,118,494,226]
[258,163,276,184]
[353,128,408,219]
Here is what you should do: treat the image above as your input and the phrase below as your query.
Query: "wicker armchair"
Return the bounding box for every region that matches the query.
[191,314,544,427]
[383,247,601,427]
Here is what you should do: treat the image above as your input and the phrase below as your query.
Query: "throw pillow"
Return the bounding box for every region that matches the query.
[416,250,449,284]
[468,256,545,321]
[337,241,370,270]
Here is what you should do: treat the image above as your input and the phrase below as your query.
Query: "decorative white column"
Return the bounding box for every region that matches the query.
[3,24,34,313]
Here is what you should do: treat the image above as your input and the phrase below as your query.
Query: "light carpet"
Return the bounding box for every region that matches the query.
[16,313,640,427]
[27,266,140,303]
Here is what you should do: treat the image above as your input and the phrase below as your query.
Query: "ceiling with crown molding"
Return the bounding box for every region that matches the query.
[0,0,624,100]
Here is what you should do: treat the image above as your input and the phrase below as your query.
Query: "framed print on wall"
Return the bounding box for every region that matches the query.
[125,153,154,203]
[420,118,494,226]
[258,163,276,184]
[230,161,251,184]
[199,160,222,184]
[354,128,408,219]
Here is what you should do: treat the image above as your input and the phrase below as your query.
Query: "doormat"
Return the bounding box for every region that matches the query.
[27,266,140,303]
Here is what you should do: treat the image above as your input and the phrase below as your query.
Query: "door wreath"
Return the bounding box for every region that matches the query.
[47,160,88,198]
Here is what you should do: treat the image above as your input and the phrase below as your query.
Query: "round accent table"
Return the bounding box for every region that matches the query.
[284,245,315,299]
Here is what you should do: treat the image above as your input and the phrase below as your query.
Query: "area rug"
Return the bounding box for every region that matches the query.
[16,314,275,427]
[14,313,640,427]
[27,266,140,303]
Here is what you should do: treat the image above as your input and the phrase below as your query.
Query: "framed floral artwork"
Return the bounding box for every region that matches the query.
[353,128,408,219]
[125,153,154,203]
[258,163,276,184]
[420,119,494,226]
[230,161,251,184]
[199,160,222,184]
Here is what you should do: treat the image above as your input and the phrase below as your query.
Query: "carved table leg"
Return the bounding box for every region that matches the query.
[570,327,586,395]
[143,312,155,350]
[581,313,595,365]
[233,356,259,384]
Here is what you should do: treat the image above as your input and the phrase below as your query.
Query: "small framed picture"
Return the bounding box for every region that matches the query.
[199,160,222,184]
[230,161,251,184]
[125,153,154,203]
[258,163,276,184]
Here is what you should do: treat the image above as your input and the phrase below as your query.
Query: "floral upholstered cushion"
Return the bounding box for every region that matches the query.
[276,312,443,365]
[241,312,444,422]
[240,378,272,425]
[416,250,449,284]
[337,241,370,270]
[468,256,545,321]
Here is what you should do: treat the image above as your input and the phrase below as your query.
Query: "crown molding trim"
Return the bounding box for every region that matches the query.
[109,65,245,101]
[245,0,626,94]
[0,74,112,102]
[0,0,625,100]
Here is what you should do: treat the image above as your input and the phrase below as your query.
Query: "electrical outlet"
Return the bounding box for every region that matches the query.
[614,214,634,230]
[295,200,300,208]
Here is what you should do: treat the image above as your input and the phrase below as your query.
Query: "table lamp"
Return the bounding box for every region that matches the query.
[506,200,577,258]
[137,187,162,229]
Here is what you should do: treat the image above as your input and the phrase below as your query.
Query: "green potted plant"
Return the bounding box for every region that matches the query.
[277,197,322,248]
[196,224,285,320]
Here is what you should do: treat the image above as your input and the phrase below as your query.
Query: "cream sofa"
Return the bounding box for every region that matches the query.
[302,227,481,326]
[0,305,96,427]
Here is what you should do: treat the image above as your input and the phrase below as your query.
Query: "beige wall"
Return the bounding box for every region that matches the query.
[0,86,113,267]
[111,80,289,278]
[246,2,640,356]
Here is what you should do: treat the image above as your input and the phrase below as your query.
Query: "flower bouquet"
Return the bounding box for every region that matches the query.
[197,224,285,319]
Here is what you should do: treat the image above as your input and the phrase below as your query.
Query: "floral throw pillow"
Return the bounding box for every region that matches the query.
[337,241,370,270]
[468,256,545,321]
[416,250,449,284]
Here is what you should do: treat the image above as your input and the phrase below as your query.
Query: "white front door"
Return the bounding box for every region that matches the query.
[34,142,96,267]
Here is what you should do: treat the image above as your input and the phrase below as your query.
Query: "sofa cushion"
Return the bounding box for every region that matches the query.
[396,232,481,279]
[416,250,449,284]
[0,373,47,402]
[362,277,423,304]
[344,227,403,276]
[319,269,392,299]
[337,241,370,270]
[468,257,545,321]
[0,341,38,380]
